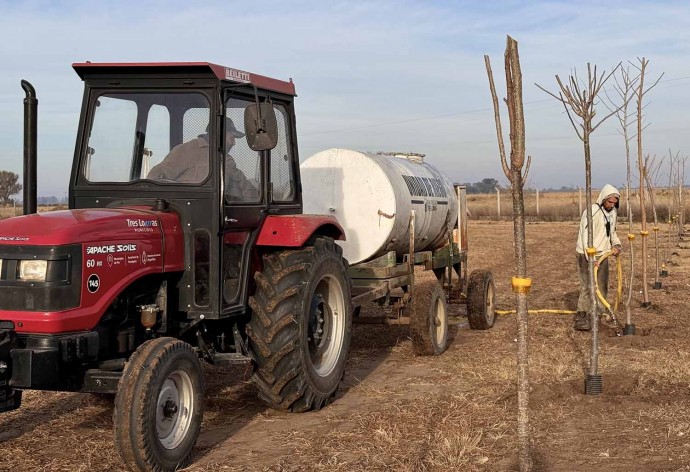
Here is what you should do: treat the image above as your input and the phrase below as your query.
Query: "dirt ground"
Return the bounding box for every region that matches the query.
[2,220,690,471]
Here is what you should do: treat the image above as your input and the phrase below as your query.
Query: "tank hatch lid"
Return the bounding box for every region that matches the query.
[376,151,425,163]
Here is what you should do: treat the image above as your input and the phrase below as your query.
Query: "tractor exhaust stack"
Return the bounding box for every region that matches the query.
[21,80,37,215]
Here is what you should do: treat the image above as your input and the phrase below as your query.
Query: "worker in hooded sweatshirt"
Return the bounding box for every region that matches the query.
[574,184,623,331]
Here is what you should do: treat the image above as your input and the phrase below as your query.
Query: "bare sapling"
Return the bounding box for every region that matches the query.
[665,153,678,266]
[536,61,626,393]
[669,155,687,247]
[485,35,532,472]
[673,156,685,246]
[678,156,687,235]
[604,66,640,333]
[623,224,636,334]
[643,155,664,289]
[632,57,663,307]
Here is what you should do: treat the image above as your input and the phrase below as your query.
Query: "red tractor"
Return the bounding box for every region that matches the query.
[0,63,353,471]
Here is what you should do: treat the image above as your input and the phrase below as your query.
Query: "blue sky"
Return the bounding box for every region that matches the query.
[1,0,689,197]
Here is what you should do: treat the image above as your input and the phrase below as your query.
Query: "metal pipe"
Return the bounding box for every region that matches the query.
[495,186,501,218]
[21,80,37,215]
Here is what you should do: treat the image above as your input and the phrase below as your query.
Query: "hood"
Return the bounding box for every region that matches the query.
[597,184,620,206]
[0,207,168,246]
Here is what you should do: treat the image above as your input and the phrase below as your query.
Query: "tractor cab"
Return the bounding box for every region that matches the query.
[71,63,301,319]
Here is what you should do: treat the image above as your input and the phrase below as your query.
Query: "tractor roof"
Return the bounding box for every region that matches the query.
[72,62,296,96]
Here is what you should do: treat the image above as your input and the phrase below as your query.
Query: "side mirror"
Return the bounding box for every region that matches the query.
[244,103,278,151]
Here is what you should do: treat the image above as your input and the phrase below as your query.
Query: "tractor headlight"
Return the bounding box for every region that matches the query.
[19,260,48,281]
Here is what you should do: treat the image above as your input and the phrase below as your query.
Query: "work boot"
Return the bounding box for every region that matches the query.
[574,311,591,331]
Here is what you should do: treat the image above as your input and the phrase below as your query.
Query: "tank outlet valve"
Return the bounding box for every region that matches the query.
[139,304,160,328]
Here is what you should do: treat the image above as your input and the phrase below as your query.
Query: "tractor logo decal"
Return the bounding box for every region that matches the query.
[140,251,161,265]
[87,274,100,293]
[225,68,251,83]
[107,254,114,267]
[127,219,158,233]
[86,244,138,255]
[0,236,29,241]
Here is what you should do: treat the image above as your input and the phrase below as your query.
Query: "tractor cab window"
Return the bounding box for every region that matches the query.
[270,104,295,202]
[83,92,211,184]
[222,98,295,204]
[142,105,171,176]
[224,98,261,203]
[85,95,137,182]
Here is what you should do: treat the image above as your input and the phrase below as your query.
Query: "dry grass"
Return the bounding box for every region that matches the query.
[467,189,689,222]
[0,205,67,219]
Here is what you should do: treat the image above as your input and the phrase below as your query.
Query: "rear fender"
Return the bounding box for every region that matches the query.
[255,215,345,247]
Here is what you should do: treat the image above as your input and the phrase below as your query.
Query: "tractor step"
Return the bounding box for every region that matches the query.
[0,383,21,413]
[82,369,122,394]
[212,352,252,366]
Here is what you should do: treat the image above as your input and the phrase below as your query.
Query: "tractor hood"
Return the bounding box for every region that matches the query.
[0,206,185,333]
[0,207,179,246]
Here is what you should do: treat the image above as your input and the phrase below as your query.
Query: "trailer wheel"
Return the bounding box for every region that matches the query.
[113,337,204,472]
[247,237,353,412]
[467,269,496,330]
[410,281,448,356]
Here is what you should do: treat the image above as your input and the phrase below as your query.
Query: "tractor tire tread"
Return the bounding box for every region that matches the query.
[248,237,351,412]
[113,337,203,472]
[410,281,448,356]
[467,269,495,330]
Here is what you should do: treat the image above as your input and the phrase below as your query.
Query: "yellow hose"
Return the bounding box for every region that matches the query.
[593,250,623,315]
[495,251,621,318]
[495,309,576,315]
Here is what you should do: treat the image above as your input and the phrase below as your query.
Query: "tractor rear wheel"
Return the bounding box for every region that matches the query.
[247,237,352,412]
[113,337,204,472]
[467,269,496,330]
[410,280,448,356]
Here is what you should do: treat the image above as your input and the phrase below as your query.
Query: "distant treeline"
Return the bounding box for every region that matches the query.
[457,178,505,194]
[458,178,579,194]
[12,196,68,205]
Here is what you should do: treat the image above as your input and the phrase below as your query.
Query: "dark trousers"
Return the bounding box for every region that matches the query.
[576,252,609,314]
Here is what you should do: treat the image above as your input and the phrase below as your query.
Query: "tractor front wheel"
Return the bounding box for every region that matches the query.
[247,237,353,412]
[113,337,204,472]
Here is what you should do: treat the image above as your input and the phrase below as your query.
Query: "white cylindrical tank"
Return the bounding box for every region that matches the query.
[300,148,457,265]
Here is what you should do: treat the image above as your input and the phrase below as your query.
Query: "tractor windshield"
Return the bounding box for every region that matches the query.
[80,90,294,206]
[83,91,212,184]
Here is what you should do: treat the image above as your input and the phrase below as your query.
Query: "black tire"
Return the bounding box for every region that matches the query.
[247,237,353,412]
[113,337,204,472]
[467,269,496,330]
[410,280,448,356]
